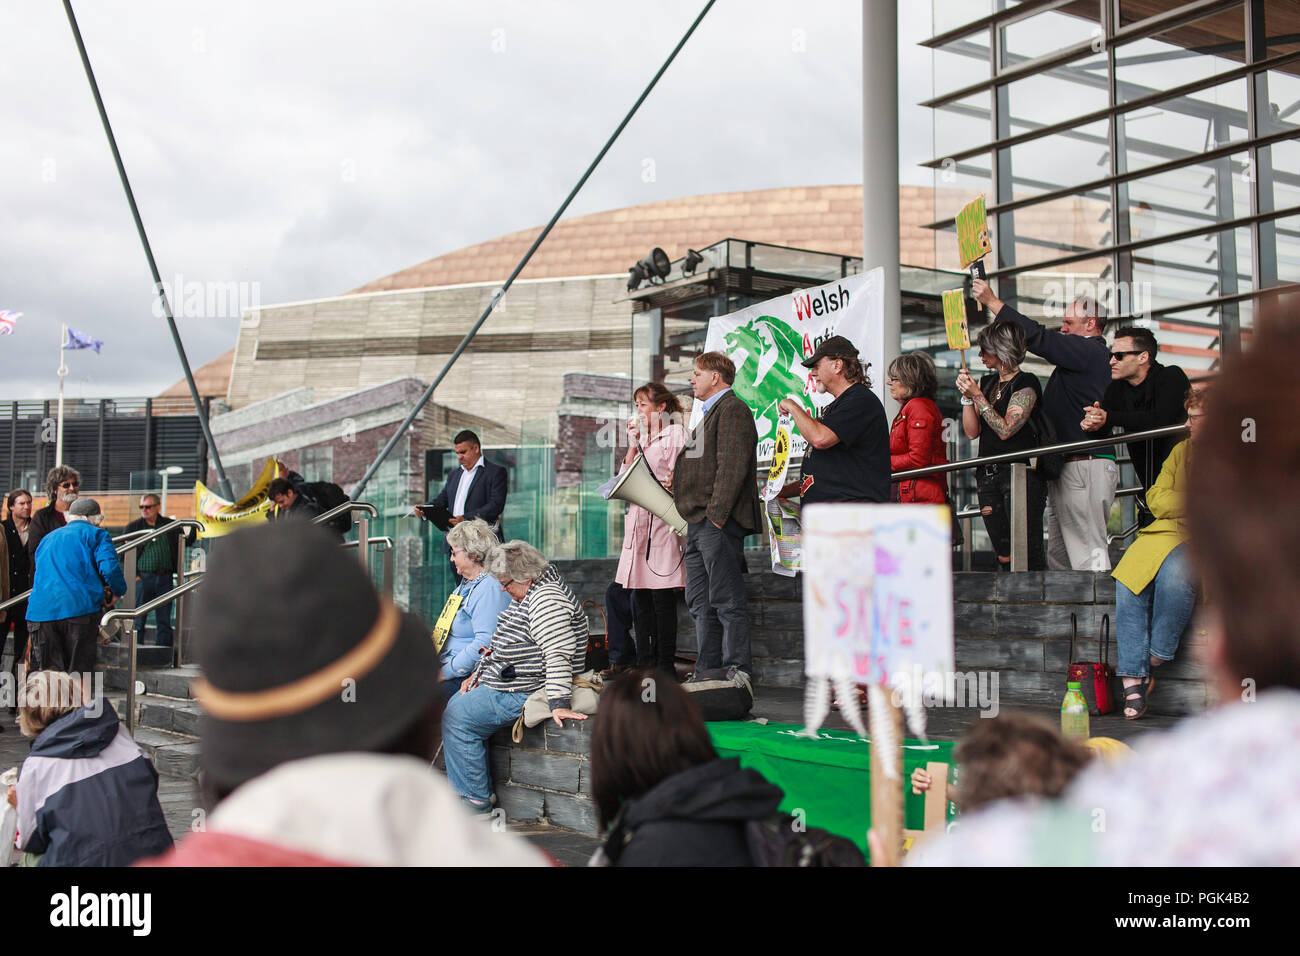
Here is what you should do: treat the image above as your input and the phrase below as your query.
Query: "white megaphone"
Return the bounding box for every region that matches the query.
[606,454,689,537]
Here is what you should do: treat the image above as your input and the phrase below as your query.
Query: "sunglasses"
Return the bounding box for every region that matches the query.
[60,481,80,489]
[1109,350,1142,360]
[139,503,157,509]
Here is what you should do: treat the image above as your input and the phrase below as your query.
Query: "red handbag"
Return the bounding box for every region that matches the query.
[1067,612,1115,716]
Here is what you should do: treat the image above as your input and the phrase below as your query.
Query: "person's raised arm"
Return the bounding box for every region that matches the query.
[972,387,1038,441]
[95,530,128,598]
[778,397,839,450]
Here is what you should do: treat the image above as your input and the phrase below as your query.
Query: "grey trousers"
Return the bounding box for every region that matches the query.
[684,518,752,674]
[1046,458,1119,570]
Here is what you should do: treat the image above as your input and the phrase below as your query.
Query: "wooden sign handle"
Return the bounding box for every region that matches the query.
[868,690,905,867]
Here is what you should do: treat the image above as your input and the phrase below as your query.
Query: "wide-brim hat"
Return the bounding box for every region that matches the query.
[801,334,859,369]
[193,521,439,790]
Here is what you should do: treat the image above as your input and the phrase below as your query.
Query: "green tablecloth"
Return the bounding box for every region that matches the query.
[707,721,956,857]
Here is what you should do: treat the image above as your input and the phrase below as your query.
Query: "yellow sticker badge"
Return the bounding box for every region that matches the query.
[763,413,794,501]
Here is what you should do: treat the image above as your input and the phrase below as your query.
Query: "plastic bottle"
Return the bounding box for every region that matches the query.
[1061,681,1090,742]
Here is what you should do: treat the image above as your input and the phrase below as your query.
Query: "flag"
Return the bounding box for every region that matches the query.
[64,328,103,353]
[0,311,19,335]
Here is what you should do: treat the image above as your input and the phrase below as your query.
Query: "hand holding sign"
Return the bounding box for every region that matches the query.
[941,289,970,371]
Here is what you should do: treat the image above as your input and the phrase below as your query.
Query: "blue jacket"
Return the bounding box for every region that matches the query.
[17,701,173,866]
[996,304,1115,457]
[439,573,513,680]
[27,520,128,622]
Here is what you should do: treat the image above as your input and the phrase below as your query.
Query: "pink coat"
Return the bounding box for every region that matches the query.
[614,423,687,590]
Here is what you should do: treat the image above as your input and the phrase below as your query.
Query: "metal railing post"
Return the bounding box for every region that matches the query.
[1010,463,1028,573]
[122,546,137,614]
[381,542,394,598]
[173,532,187,668]
[961,516,973,571]
[124,617,137,736]
[356,514,370,574]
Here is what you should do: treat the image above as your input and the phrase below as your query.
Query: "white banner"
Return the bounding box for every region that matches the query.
[691,268,884,463]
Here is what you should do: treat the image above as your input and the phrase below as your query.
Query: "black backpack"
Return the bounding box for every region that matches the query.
[1027,403,1065,480]
[745,813,866,867]
[301,481,352,534]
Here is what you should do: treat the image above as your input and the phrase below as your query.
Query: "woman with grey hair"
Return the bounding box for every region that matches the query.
[955,319,1047,570]
[441,540,589,813]
[433,519,512,702]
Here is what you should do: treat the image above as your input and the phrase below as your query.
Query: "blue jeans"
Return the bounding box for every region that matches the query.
[1116,543,1197,678]
[442,684,531,803]
[136,572,175,647]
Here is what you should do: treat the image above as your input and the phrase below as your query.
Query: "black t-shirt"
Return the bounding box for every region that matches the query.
[801,382,890,504]
[977,370,1043,465]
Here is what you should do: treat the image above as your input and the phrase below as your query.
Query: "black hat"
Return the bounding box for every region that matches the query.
[801,334,859,369]
[192,521,439,790]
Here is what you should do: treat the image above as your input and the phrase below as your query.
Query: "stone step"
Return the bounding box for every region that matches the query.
[132,726,201,780]
[137,696,202,737]
[96,643,175,669]
[104,664,201,699]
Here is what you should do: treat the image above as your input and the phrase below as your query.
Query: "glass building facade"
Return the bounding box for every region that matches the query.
[924,0,1300,369]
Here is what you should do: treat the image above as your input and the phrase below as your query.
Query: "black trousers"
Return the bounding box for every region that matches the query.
[632,588,680,674]
[976,464,1047,570]
[29,613,100,675]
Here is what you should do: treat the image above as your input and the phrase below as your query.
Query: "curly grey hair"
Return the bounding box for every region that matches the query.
[975,319,1027,372]
[485,540,550,585]
[445,518,500,566]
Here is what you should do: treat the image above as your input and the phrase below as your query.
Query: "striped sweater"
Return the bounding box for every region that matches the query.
[478,565,586,708]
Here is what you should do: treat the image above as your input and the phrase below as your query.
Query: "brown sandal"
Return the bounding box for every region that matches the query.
[1124,677,1151,720]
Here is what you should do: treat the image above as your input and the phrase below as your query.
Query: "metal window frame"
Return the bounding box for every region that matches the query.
[923,0,1244,109]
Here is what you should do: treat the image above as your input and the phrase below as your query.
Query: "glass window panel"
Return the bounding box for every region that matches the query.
[1272,215,1300,284]
[1001,121,1110,198]
[1132,225,1253,314]
[933,33,991,99]
[1114,6,1245,99]
[1001,5,1102,68]
[1256,68,1300,136]
[1123,151,1252,243]
[931,177,993,271]
[932,0,1012,39]
[1001,195,1111,270]
[1119,77,1248,175]
[1001,53,1109,129]
[1261,2,1300,58]
[934,90,993,159]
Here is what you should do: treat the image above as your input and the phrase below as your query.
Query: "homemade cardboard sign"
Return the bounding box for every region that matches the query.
[942,289,970,351]
[955,195,992,270]
[800,504,955,737]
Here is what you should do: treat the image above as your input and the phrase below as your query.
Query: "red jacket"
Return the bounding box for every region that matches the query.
[889,397,949,504]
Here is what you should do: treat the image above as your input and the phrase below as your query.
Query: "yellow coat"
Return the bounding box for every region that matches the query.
[1112,440,1189,596]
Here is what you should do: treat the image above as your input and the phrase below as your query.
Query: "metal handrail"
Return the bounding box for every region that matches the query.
[102,575,206,736]
[313,500,377,525]
[0,518,205,613]
[892,423,1189,481]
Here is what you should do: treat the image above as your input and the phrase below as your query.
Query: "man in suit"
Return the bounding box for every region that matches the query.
[417,430,508,582]
[673,352,761,681]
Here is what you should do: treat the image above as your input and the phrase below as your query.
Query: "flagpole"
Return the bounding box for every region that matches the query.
[56,323,68,467]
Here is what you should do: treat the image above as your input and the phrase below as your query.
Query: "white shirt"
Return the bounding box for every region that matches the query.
[452,459,484,517]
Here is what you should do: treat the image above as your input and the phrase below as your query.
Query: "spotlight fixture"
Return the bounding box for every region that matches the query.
[640,248,671,284]
[627,262,647,292]
[682,248,705,277]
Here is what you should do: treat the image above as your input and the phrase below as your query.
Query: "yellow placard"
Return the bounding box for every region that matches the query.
[942,289,970,350]
[193,458,278,539]
[955,195,992,269]
[431,592,464,654]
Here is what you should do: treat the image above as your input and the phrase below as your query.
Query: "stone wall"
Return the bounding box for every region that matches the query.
[551,559,1210,715]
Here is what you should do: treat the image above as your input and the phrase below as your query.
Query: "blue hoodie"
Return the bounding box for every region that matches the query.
[26,519,127,622]
[16,701,173,866]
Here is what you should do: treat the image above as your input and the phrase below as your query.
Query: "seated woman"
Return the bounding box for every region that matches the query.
[441,541,589,813]
[1112,386,1205,719]
[590,670,784,866]
[886,352,949,504]
[12,670,172,866]
[435,519,513,701]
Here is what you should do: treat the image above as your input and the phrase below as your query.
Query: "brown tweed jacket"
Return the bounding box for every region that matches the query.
[673,390,762,532]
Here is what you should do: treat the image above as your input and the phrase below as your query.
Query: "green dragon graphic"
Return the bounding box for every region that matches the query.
[723,315,812,440]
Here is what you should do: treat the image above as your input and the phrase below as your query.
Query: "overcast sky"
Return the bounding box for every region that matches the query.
[0,1,936,399]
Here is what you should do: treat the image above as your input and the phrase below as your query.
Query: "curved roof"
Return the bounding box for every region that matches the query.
[349,185,946,294]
